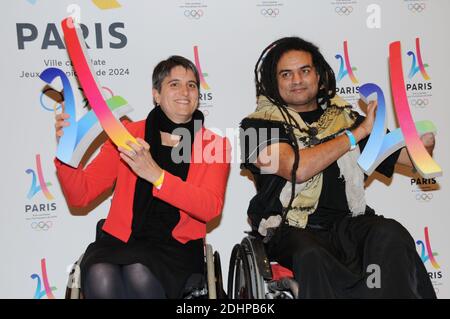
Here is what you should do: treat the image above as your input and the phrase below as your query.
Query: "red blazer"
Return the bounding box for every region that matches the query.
[55,120,231,243]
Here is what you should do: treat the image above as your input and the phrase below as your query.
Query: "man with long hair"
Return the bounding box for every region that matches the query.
[240,37,436,298]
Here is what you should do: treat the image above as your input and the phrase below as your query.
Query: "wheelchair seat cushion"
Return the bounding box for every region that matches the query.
[271,263,293,280]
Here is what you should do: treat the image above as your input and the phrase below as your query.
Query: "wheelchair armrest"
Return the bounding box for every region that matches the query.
[95,219,106,240]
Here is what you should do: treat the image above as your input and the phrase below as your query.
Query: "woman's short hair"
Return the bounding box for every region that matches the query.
[152,55,200,93]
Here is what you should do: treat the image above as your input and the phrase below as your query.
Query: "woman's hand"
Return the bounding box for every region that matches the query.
[54,103,69,143]
[118,138,163,184]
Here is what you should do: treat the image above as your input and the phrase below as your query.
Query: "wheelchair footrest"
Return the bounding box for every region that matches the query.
[267,277,299,299]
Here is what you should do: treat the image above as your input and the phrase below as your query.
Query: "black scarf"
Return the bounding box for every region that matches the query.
[132,106,204,234]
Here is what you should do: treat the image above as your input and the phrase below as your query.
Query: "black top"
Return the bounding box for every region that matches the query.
[240,107,401,230]
[133,143,189,240]
[80,107,205,299]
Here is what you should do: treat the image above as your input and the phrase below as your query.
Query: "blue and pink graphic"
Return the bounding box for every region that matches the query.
[31,258,57,299]
[407,38,430,80]
[335,41,359,84]
[416,227,440,269]
[26,154,54,200]
[40,17,134,167]
[356,42,442,178]
[193,45,210,90]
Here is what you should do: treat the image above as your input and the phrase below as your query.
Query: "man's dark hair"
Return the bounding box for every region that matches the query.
[152,55,200,105]
[255,36,336,108]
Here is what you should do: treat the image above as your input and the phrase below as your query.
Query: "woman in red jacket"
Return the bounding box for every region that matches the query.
[55,56,231,299]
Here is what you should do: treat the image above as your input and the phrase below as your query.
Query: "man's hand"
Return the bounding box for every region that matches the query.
[54,102,69,143]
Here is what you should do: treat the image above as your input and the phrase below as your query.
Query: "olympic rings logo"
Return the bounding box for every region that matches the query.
[40,87,63,112]
[410,98,429,108]
[415,192,433,202]
[261,8,279,17]
[31,220,53,231]
[335,6,353,15]
[408,3,426,13]
[184,9,204,19]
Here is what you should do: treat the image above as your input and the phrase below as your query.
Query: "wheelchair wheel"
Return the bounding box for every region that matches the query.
[228,236,271,299]
[240,237,268,298]
[228,240,269,299]
[228,244,252,298]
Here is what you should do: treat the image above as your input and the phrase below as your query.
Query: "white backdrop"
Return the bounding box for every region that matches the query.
[1,0,448,298]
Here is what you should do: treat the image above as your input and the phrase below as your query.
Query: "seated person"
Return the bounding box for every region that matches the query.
[55,56,230,298]
[239,37,436,298]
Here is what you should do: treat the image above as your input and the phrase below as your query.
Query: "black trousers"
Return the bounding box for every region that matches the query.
[266,214,436,299]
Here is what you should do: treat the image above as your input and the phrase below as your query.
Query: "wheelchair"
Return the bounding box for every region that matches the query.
[65,219,226,299]
[227,234,299,299]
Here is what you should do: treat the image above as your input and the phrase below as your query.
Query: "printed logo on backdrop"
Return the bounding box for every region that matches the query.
[92,0,122,10]
[26,0,122,9]
[31,258,57,299]
[16,2,127,51]
[193,46,213,116]
[404,0,428,13]
[179,1,207,20]
[25,154,57,230]
[416,227,443,295]
[406,38,432,109]
[410,176,438,203]
[40,87,64,112]
[331,0,357,16]
[16,22,127,50]
[334,41,360,106]
[256,1,284,18]
[17,5,130,115]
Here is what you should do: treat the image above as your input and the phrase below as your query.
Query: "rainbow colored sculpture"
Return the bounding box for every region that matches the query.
[40,17,135,167]
[357,41,442,178]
